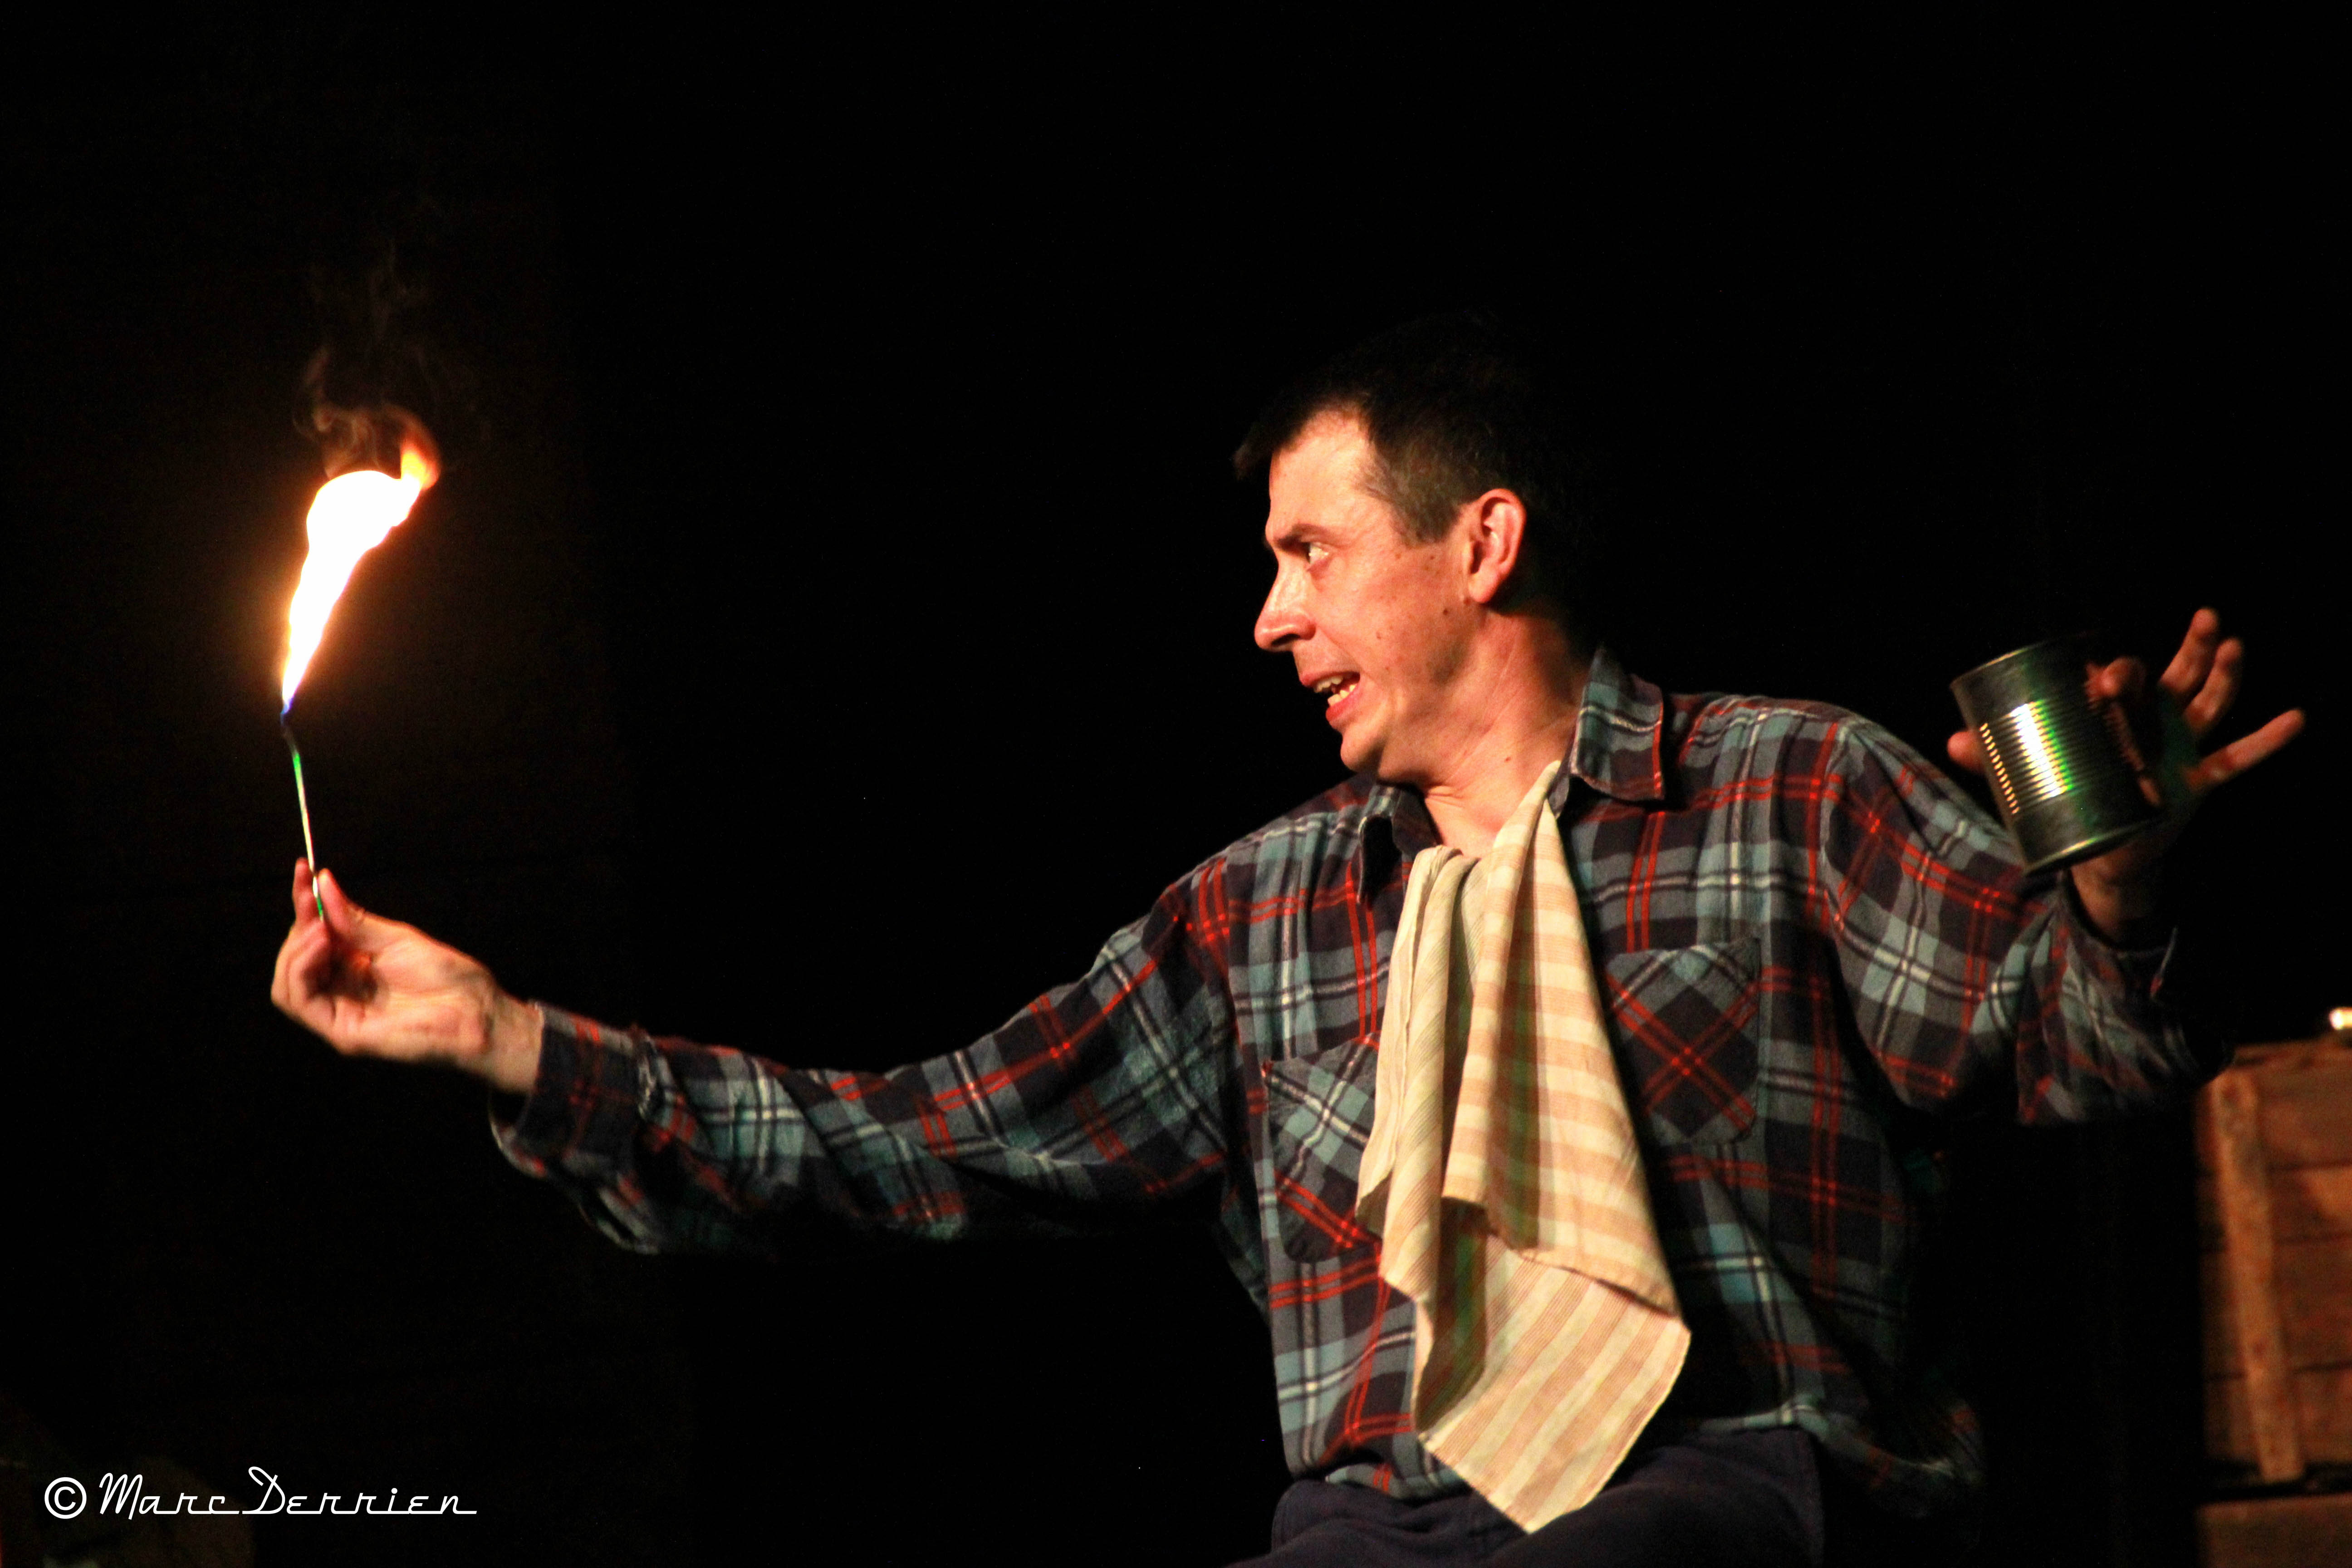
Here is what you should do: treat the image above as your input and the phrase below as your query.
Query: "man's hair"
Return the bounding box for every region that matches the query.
[1233,312,1606,650]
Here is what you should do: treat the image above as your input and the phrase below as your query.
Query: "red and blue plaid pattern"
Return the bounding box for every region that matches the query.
[495,649,2210,1517]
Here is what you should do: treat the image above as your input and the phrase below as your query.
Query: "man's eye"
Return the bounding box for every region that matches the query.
[1304,543,1328,565]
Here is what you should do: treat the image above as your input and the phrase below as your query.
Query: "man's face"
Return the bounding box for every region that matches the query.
[1253,412,1472,783]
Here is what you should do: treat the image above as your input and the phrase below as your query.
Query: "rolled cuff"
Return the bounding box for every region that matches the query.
[2057,879,2230,1081]
[490,1004,650,1182]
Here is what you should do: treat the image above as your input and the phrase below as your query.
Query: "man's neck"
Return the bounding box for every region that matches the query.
[1415,633,1589,856]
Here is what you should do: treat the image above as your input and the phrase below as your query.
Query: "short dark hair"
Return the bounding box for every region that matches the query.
[1233,312,1605,650]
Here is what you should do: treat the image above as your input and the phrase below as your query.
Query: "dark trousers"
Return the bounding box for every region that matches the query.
[1228,1430,1828,1568]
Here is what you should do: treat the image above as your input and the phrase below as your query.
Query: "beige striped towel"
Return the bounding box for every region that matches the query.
[1356,761,1689,1531]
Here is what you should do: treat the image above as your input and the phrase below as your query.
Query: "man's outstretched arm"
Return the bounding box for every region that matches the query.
[271,860,544,1093]
[270,854,1247,1259]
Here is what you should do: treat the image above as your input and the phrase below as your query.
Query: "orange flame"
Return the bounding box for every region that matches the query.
[280,439,438,711]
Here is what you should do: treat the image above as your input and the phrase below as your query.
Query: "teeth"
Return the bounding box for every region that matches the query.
[1315,676,1356,704]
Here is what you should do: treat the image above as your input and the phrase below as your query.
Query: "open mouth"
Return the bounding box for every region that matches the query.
[1313,674,1359,707]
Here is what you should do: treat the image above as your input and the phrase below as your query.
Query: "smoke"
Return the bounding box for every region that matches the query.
[297,240,464,479]
[298,366,439,485]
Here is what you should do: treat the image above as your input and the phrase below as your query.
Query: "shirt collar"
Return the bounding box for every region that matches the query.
[1362,644,1669,848]
[1556,644,1669,808]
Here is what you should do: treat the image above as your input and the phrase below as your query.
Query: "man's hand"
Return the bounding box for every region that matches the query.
[270,860,544,1094]
[1945,608,2305,945]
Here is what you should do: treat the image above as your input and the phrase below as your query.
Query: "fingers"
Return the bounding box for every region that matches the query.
[314,867,373,948]
[2091,611,2252,759]
[2129,611,2290,791]
[273,871,324,1011]
[278,861,352,1033]
[2156,606,2225,706]
[2152,607,2261,747]
[2090,656,2146,707]
[2088,657,2156,772]
[2188,707,2306,794]
[2144,607,2238,741]
[274,917,388,1054]
[1945,730,1986,775]
[271,916,336,1029]
[270,917,299,1012]
[274,864,372,1040]
[2180,637,2245,739]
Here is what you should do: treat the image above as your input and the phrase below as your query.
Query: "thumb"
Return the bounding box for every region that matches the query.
[314,868,377,947]
[1946,729,1986,775]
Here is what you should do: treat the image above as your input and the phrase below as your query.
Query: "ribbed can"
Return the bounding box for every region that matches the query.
[1949,635,2159,874]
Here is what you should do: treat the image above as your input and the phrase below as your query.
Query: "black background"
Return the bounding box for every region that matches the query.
[2,11,2337,1567]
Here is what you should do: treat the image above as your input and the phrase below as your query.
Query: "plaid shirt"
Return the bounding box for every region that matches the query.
[496,648,2210,1517]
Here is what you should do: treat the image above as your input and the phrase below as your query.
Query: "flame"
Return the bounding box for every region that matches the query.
[280,440,438,712]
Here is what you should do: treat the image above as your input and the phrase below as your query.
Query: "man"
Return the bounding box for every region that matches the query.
[272,316,2300,1565]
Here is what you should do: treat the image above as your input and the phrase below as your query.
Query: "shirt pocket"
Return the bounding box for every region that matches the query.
[1261,1039,1380,1262]
[1603,939,1765,1146]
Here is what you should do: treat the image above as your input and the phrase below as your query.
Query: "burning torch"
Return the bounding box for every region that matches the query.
[279,416,438,921]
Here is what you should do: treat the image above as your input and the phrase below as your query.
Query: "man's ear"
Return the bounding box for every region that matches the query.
[1459,488,1530,607]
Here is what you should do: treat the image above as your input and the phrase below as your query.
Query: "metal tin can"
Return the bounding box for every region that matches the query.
[1949,635,2159,874]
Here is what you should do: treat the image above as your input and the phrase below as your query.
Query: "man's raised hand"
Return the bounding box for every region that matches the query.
[270,861,544,1094]
[1945,608,2305,942]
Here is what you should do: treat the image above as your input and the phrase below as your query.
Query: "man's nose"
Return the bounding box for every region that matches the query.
[1254,570,1309,652]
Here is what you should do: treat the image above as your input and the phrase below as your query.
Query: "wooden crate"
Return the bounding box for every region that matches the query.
[2197,1492,2352,1566]
[2196,1034,2352,1483]
[2196,1033,2352,1566]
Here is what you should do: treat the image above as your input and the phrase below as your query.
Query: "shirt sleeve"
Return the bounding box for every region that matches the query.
[1802,715,2222,1123]
[490,878,1244,1255]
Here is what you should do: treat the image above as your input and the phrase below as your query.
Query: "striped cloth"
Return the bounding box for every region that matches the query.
[1356,761,1690,1531]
